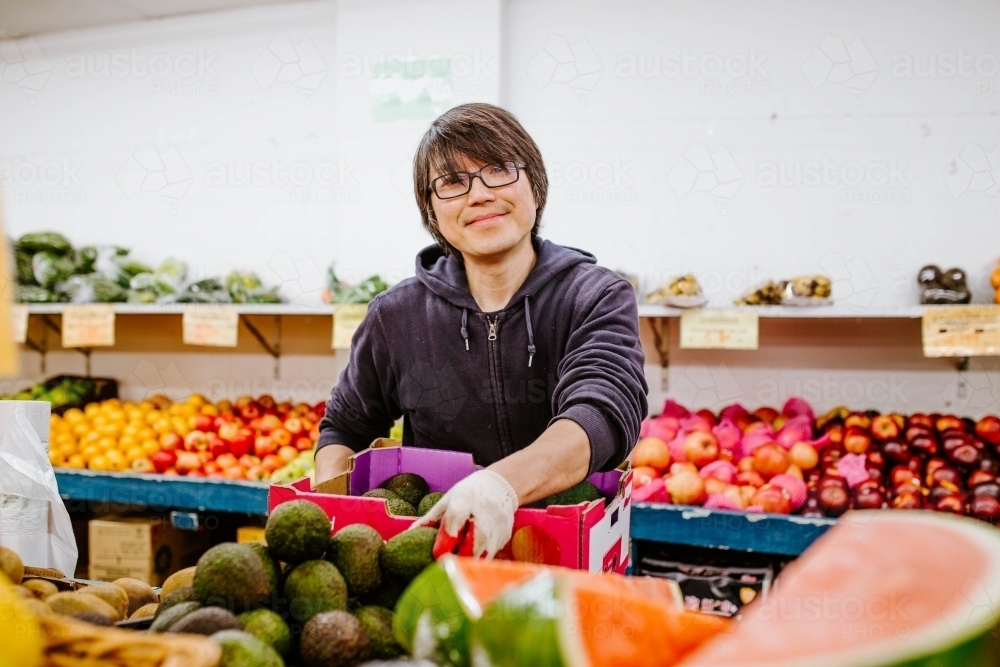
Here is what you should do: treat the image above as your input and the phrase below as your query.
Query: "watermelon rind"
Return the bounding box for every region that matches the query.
[684,511,1000,667]
[394,560,471,667]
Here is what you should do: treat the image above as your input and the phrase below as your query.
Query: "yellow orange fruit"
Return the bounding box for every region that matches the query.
[89,455,111,471]
[141,440,160,456]
[66,454,85,468]
[63,408,85,423]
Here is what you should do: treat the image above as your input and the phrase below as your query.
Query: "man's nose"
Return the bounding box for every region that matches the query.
[466,175,496,204]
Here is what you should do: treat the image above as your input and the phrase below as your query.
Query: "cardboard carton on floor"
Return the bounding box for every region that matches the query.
[268,440,632,573]
[88,516,210,586]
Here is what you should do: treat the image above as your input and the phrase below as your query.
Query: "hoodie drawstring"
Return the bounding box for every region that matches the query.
[460,299,535,367]
[461,308,469,351]
[524,296,536,368]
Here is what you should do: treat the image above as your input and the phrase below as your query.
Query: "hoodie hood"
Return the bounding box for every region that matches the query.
[416,238,596,312]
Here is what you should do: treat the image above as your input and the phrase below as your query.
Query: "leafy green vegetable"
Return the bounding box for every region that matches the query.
[226,271,282,303]
[31,252,75,288]
[326,266,388,304]
[59,273,127,303]
[18,232,72,255]
[74,246,98,274]
[16,285,63,303]
[14,246,36,285]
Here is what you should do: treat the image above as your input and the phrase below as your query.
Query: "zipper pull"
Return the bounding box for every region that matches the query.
[487,316,498,341]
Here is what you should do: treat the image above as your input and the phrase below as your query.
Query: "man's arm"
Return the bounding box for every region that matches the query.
[314,444,355,485]
[489,419,590,505]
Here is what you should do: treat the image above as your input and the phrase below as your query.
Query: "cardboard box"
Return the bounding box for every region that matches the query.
[269,440,632,573]
[88,516,209,586]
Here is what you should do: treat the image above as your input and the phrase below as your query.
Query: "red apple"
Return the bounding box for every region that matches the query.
[972,481,1000,500]
[844,412,872,430]
[633,437,671,472]
[818,484,851,516]
[735,470,766,488]
[948,443,982,470]
[934,493,965,514]
[891,491,924,510]
[193,414,215,433]
[970,495,1000,525]
[870,415,900,441]
[238,454,261,469]
[753,443,790,479]
[908,413,934,430]
[704,477,729,496]
[245,465,266,481]
[909,434,939,457]
[854,486,886,510]
[261,454,283,474]
[881,439,910,464]
[209,436,228,459]
[184,430,209,452]
[753,407,779,424]
[666,471,707,505]
[295,436,314,452]
[202,461,221,475]
[254,435,277,458]
[683,431,720,468]
[975,415,1000,446]
[283,417,304,435]
[131,457,155,474]
[151,449,177,474]
[175,451,201,474]
[159,433,182,451]
[788,442,819,471]
[277,445,298,463]
[696,409,718,428]
[751,484,792,514]
[967,469,996,488]
[276,400,292,415]
[670,462,699,475]
[936,415,964,433]
[223,465,246,480]
[631,466,659,488]
[215,453,238,469]
[258,394,276,410]
[271,428,292,448]
[239,402,262,420]
[722,484,750,510]
[843,427,872,455]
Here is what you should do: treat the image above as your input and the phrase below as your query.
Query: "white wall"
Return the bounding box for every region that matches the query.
[1,0,998,415]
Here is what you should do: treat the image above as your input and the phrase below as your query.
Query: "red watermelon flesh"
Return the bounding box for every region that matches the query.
[678,510,1000,667]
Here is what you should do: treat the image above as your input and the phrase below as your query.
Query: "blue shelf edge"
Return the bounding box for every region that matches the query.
[55,469,270,515]
[629,503,837,557]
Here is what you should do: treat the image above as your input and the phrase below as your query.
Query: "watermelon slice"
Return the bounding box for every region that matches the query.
[394,556,685,667]
[678,510,1000,667]
[472,570,729,667]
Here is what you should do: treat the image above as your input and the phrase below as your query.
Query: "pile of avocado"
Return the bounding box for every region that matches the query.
[152,498,437,667]
[362,473,442,517]
[0,376,97,409]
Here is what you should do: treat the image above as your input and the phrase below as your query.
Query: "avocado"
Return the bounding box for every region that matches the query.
[379,528,436,582]
[362,577,407,611]
[211,629,284,667]
[265,500,332,565]
[355,606,403,659]
[194,543,273,612]
[47,591,121,623]
[379,474,429,508]
[283,560,348,624]
[238,608,292,657]
[72,611,113,626]
[299,610,371,667]
[326,524,383,596]
[416,493,443,517]
[537,480,603,507]
[156,586,198,617]
[169,606,243,635]
[362,489,400,501]
[149,601,201,632]
[112,578,158,617]
[246,542,282,594]
[385,498,417,517]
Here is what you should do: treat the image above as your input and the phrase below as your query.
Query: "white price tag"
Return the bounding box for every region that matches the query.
[62,304,115,347]
[10,305,28,344]
[922,306,1000,357]
[332,303,368,349]
[680,310,759,350]
[183,306,239,347]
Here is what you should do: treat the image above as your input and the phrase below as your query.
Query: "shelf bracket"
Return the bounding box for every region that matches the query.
[240,315,282,380]
[42,315,92,376]
[648,317,671,391]
[23,315,47,374]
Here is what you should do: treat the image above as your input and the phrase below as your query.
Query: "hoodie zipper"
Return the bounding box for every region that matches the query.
[485,314,513,457]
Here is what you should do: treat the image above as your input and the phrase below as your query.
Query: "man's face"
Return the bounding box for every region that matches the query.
[429,155,537,262]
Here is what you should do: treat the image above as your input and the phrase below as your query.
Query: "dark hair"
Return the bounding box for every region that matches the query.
[413,103,548,255]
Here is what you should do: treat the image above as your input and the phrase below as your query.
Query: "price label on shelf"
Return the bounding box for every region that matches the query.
[680,310,759,350]
[62,304,115,347]
[332,303,368,349]
[10,305,28,344]
[922,305,1000,357]
[183,306,239,347]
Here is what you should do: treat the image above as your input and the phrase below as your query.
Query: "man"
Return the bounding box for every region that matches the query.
[316,103,647,558]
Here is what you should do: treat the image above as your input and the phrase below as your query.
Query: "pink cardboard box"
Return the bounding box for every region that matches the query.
[268,440,632,573]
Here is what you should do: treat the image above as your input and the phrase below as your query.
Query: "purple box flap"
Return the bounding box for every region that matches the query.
[588,470,624,497]
[350,447,479,496]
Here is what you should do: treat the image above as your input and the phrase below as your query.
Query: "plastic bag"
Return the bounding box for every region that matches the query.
[0,407,78,575]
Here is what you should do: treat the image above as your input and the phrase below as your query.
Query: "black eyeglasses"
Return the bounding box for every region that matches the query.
[429,161,526,200]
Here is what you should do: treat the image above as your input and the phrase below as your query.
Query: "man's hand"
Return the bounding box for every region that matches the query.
[413,469,518,559]
[313,444,355,486]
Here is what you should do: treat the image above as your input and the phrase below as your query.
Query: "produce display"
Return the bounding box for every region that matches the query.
[48,393,320,482]
[13,231,282,304]
[993,263,1000,304]
[323,265,389,304]
[633,398,1000,525]
[1,375,116,413]
[918,264,971,305]
[734,274,831,306]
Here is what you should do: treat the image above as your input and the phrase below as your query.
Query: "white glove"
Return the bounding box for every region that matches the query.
[412,469,519,559]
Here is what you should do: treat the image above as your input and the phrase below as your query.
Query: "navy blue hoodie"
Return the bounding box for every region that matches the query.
[317,239,648,476]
